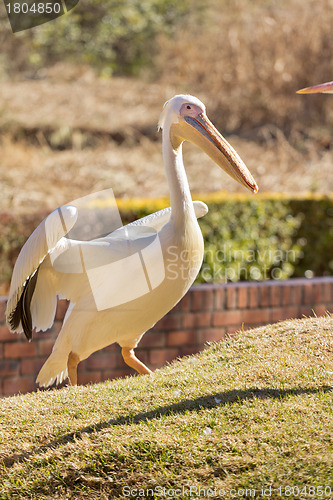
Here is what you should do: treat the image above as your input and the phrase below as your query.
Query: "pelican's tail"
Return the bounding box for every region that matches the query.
[36,349,69,387]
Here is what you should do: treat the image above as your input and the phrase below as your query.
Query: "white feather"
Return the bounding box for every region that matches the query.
[6,205,78,332]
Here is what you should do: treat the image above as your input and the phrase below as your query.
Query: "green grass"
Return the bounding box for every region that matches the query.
[0,315,332,499]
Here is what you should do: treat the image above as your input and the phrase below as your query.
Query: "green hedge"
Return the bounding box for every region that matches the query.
[1,194,332,293]
[117,193,333,283]
[0,0,196,76]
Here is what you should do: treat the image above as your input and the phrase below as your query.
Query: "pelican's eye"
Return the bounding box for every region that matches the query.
[180,102,204,119]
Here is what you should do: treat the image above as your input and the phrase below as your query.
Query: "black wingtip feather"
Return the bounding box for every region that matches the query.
[9,267,39,341]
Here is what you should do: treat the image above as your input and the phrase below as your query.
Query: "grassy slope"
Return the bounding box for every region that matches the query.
[0,316,332,499]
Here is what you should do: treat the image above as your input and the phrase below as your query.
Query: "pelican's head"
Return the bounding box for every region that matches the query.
[297,80,333,94]
[159,94,258,193]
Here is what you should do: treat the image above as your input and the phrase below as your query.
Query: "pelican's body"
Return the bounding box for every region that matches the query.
[6,95,258,387]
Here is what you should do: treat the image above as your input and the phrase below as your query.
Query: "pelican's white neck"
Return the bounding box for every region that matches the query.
[162,125,196,224]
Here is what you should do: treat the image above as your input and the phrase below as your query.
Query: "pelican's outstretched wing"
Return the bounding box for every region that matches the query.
[6,205,78,339]
[51,201,208,273]
[125,200,208,232]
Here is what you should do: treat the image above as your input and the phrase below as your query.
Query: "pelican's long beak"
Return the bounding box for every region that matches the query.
[297,80,333,94]
[173,113,258,193]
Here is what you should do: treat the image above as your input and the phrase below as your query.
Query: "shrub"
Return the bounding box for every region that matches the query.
[0,210,48,293]
[197,197,303,283]
[0,0,196,76]
[155,0,333,134]
[118,193,333,283]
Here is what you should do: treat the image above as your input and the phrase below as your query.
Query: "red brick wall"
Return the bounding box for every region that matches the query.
[1,277,333,397]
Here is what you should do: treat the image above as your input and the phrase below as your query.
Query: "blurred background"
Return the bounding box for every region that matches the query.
[0,0,332,290]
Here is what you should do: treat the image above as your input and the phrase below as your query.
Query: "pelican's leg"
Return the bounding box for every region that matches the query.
[121,347,152,375]
[67,351,80,386]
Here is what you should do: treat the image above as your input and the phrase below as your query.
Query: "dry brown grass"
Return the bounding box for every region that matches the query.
[156,0,333,133]
[1,68,333,215]
[1,118,333,216]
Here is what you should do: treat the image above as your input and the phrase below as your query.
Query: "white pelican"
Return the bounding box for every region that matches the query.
[6,94,258,387]
[297,80,333,94]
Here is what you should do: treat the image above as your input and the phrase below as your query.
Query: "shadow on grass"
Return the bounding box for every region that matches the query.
[3,385,332,467]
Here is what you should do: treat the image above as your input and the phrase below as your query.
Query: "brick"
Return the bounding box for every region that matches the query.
[114,352,130,370]
[167,330,196,347]
[0,299,7,323]
[304,284,314,305]
[214,288,225,310]
[113,368,134,379]
[271,286,281,306]
[326,304,333,314]
[33,330,47,340]
[227,288,237,309]
[100,368,130,381]
[0,325,19,342]
[243,309,270,325]
[85,352,117,371]
[197,328,225,344]
[322,283,332,302]
[179,346,202,357]
[180,293,191,312]
[191,290,203,311]
[313,305,327,317]
[313,284,323,304]
[270,306,299,323]
[104,343,119,353]
[259,286,269,307]
[38,339,55,357]
[55,299,69,321]
[21,358,44,376]
[286,306,301,319]
[5,342,37,359]
[292,286,302,305]
[226,325,243,336]
[132,348,150,367]
[202,289,214,311]
[213,310,242,327]
[77,371,102,386]
[33,326,59,340]
[238,287,248,308]
[182,312,211,328]
[300,305,315,317]
[0,359,20,377]
[170,301,182,313]
[3,376,36,396]
[139,331,165,348]
[154,315,181,331]
[149,348,179,366]
[282,286,291,306]
[249,287,259,308]
[0,343,3,360]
